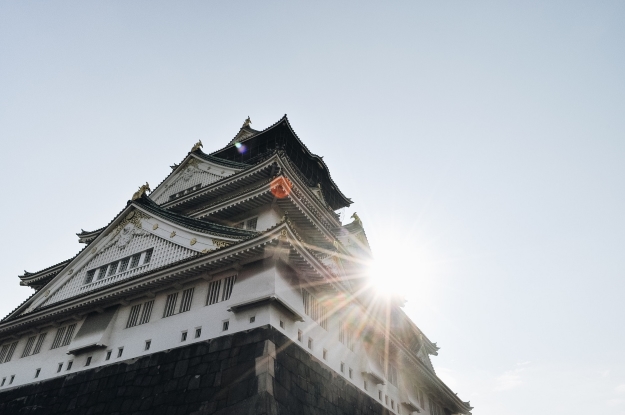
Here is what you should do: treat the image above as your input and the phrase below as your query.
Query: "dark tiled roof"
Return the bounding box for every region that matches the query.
[209,115,352,210]
[133,196,258,238]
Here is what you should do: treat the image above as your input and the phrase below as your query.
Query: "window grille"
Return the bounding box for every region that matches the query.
[138,301,154,325]
[67,360,73,370]
[21,336,36,358]
[129,254,141,269]
[302,290,327,330]
[51,327,67,349]
[85,356,92,366]
[145,340,151,350]
[117,347,123,358]
[143,248,153,264]
[84,270,96,284]
[105,351,111,360]
[126,305,141,328]
[338,320,353,350]
[179,288,194,313]
[221,276,236,301]
[206,279,221,305]
[118,257,130,273]
[195,328,201,338]
[32,333,47,355]
[107,262,118,276]
[0,345,9,363]
[387,363,398,386]
[246,217,258,230]
[181,331,188,342]
[234,222,244,229]
[222,320,229,331]
[97,266,108,280]
[35,368,40,378]
[163,293,178,317]
[62,324,76,347]
[1,342,18,363]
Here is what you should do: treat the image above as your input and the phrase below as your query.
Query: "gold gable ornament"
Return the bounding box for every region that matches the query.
[190,140,203,152]
[242,116,251,128]
[132,183,151,200]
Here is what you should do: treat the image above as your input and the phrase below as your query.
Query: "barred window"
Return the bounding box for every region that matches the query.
[97,266,108,280]
[221,276,236,301]
[339,320,354,350]
[126,305,141,328]
[138,301,154,325]
[129,254,141,269]
[118,257,130,273]
[51,324,76,349]
[84,270,96,284]
[387,363,398,386]
[143,249,153,264]
[51,327,66,349]
[206,279,221,305]
[234,222,244,229]
[21,336,36,358]
[107,262,119,276]
[179,288,194,313]
[0,342,18,363]
[163,293,178,318]
[302,290,328,330]
[32,333,47,355]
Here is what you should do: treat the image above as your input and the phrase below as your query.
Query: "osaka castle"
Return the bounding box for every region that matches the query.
[0,116,472,415]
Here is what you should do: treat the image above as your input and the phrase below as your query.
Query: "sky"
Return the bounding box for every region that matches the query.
[1,1,624,414]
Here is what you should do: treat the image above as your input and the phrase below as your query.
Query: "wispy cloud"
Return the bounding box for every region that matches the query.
[615,384,625,394]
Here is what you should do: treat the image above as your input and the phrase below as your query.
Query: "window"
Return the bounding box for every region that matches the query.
[206,279,221,305]
[163,293,178,317]
[338,320,354,351]
[1,378,5,386]
[249,316,255,323]
[222,320,229,331]
[181,331,188,342]
[84,270,96,284]
[138,300,154,325]
[50,324,76,349]
[340,362,345,373]
[308,338,313,350]
[117,347,124,358]
[379,390,382,400]
[35,368,40,378]
[429,400,443,415]
[221,276,235,301]
[279,320,285,329]
[32,333,47,355]
[83,249,153,285]
[145,340,151,351]
[195,328,202,338]
[385,395,389,405]
[391,399,395,410]
[105,350,112,360]
[126,304,141,328]
[85,356,92,366]
[9,375,14,385]
[0,341,18,363]
[179,288,194,313]
[67,361,73,370]
[129,253,141,269]
[349,368,353,379]
[302,290,328,330]
[297,330,303,342]
[21,336,36,358]
[57,363,63,373]
[107,262,118,276]
[143,249,153,264]
[323,349,327,360]
[118,257,130,273]
[364,380,368,391]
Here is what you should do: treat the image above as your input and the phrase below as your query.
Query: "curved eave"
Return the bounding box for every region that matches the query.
[209,115,352,210]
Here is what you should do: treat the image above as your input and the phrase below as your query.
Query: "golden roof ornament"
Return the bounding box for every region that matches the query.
[350,212,362,226]
[190,140,203,152]
[242,116,251,128]
[131,182,151,200]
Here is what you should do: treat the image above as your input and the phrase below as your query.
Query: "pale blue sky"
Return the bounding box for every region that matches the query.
[1,2,624,414]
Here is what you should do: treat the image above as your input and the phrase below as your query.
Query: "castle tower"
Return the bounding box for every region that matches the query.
[0,117,472,415]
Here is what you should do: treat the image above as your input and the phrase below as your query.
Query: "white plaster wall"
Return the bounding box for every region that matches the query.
[0,262,431,415]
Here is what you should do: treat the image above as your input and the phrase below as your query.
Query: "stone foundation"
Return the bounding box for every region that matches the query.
[0,326,391,415]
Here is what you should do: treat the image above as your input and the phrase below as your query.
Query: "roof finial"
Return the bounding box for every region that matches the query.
[132,182,151,200]
[242,116,251,128]
[190,140,203,152]
[350,212,362,226]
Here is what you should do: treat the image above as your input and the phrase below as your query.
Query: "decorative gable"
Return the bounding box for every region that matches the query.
[150,157,242,204]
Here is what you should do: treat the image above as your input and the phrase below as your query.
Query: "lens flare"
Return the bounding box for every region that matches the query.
[234,142,247,154]
[270,177,292,199]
